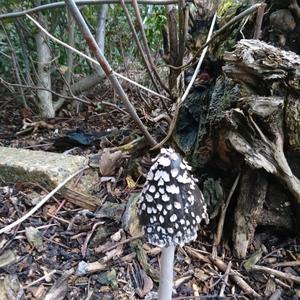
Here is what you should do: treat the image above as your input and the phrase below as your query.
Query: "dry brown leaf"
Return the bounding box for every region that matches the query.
[99,148,126,176]
[136,269,153,298]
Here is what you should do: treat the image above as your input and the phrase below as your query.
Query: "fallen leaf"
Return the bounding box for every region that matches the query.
[25,226,43,251]
[97,269,118,289]
[0,275,24,300]
[99,148,125,176]
[136,269,153,298]
[0,250,17,268]
[126,175,136,189]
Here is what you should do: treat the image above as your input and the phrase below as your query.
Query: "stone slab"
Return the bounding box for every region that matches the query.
[0,147,98,196]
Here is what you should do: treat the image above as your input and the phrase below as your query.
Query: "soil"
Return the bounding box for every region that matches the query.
[0,82,299,300]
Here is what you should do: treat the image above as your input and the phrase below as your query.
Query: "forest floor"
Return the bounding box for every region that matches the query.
[0,83,299,300]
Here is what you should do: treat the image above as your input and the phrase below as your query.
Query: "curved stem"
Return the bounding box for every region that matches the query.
[158,245,175,300]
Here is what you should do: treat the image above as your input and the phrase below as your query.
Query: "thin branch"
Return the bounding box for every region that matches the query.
[131,0,170,94]
[180,12,217,105]
[120,0,159,92]
[120,0,170,115]
[0,78,93,106]
[24,270,57,289]
[219,261,231,297]
[214,172,241,246]
[0,22,28,107]
[97,233,144,253]
[151,12,217,150]
[251,265,300,284]
[26,14,170,102]
[170,3,264,71]
[0,167,88,234]
[64,0,157,147]
[0,0,178,20]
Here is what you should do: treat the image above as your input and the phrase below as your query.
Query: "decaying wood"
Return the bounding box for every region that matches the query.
[233,168,268,258]
[223,39,300,94]
[62,188,103,211]
[222,39,300,205]
[223,99,300,206]
[178,38,300,256]
[211,39,300,255]
[251,265,300,284]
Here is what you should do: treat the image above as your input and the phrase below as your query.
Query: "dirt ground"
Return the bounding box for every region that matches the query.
[0,82,299,300]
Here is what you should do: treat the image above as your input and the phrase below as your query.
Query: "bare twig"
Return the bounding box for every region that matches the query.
[81,222,104,257]
[170,3,264,71]
[24,270,57,289]
[0,0,178,20]
[272,260,300,269]
[26,14,171,102]
[0,166,88,234]
[185,246,261,298]
[131,0,170,94]
[64,0,157,146]
[210,256,261,298]
[0,22,28,107]
[97,233,144,253]
[151,12,217,150]
[0,78,93,106]
[120,0,159,92]
[251,265,300,284]
[219,261,231,297]
[120,0,170,115]
[214,172,241,246]
[253,3,266,39]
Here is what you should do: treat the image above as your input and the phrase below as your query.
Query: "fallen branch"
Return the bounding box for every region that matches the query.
[251,265,300,284]
[185,246,261,298]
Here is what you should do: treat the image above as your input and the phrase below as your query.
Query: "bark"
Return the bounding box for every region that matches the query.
[55,8,76,111]
[233,168,268,258]
[223,39,300,94]
[56,4,108,112]
[35,13,54,117]
[95,4,108,54]
[222,40,300,203]
[165,4,180,93]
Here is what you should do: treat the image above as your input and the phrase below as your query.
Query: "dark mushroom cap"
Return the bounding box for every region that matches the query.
[137,148,209,247]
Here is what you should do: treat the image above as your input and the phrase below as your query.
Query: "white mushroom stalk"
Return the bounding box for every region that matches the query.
[137,148,209,300]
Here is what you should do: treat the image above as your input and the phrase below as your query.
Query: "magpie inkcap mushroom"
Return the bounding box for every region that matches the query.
[137,148,209,247]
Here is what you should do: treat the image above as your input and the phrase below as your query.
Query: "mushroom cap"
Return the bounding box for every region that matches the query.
[137,148,209,247]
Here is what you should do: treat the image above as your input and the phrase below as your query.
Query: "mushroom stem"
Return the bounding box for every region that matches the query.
[158,245,175,300]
